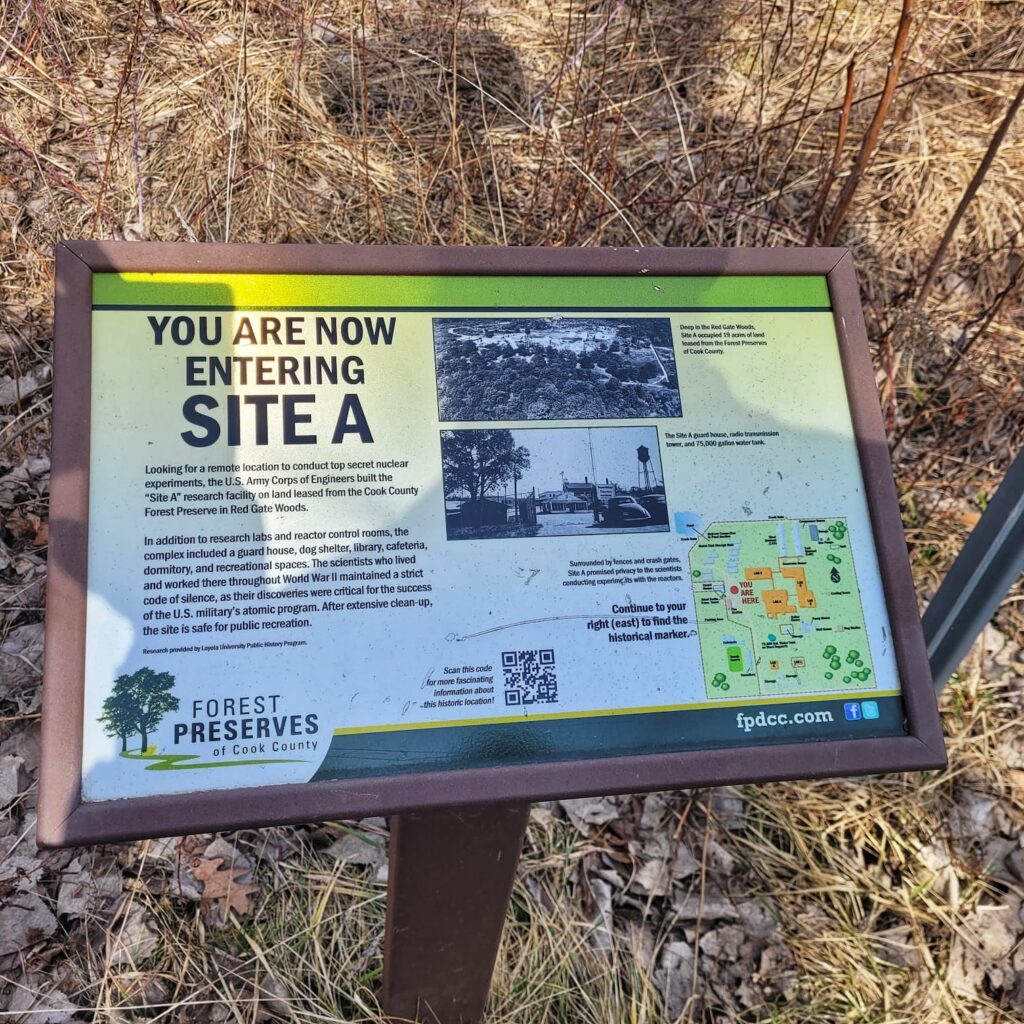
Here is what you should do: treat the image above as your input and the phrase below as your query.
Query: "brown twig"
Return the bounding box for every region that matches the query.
[821,0,915,245]
[530,0,626,112]
[0,126,117,225]
[806,59,855,245]
[917,79,1024,305]
[92,0,146,235]
[130,29,151,234]
[891,255,1024,454]
[761,0,843,245]
[580,193,803,241]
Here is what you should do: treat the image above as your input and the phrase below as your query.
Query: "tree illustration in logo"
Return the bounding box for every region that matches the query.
[98,668,179,754]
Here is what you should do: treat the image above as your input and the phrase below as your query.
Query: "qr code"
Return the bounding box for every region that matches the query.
[501,649,557,706]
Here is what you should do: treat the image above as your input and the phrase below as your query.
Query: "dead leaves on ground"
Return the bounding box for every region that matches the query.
[3,508,47,547]
[191,853,260,919]
[152,833,263,925]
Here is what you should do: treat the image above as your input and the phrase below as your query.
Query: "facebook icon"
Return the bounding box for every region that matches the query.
[843,702,862,721]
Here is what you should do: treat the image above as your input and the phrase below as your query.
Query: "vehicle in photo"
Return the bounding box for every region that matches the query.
[602,496,652,526]
[637,493,669,525]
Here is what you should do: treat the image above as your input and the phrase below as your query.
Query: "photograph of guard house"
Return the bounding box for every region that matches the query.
[442,425,668,540]
[433,316,681,421]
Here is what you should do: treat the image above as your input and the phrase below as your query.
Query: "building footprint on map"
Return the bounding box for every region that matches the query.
[689,519,873,699]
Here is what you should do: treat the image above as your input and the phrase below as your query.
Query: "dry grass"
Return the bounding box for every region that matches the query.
[2,0,1023,609]
[2,0,1024,1021]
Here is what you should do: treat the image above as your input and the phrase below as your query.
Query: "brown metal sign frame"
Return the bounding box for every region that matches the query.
[38,243,945,848]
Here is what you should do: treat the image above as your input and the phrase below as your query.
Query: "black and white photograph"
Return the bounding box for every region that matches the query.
[433,316,681,421]
[441,425,669,541]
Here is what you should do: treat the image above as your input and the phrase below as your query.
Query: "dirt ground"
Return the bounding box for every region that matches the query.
[2,1,1023,1021]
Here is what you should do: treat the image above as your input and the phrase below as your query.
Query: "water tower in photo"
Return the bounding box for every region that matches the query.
[637,444,655,490]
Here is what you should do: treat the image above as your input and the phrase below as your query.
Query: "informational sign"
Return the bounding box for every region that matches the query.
[39,245,944,846]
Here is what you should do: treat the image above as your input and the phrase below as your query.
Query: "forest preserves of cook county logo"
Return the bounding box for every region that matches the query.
[98,668,313,772]
[98,667,179,755]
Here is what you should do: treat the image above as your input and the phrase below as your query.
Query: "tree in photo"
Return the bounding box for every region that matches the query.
[98,667,179,753]
[508,444,531,522]
[441,429,521,502]
[98,682,137,753]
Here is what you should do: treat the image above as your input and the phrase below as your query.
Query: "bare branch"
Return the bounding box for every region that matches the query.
[821,0,915,245]
[917,79,1024,305]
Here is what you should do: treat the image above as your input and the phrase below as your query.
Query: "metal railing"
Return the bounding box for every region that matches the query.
[923,446,1024,692]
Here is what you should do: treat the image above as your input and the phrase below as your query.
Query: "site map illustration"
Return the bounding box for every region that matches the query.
[689,518,874,699]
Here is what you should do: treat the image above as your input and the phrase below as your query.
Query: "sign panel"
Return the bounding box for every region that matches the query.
[39,245,945,845]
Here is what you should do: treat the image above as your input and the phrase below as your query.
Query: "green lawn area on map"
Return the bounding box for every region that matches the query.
[689,518,873,699]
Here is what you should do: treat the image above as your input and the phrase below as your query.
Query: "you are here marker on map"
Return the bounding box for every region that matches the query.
[38,245,945,847]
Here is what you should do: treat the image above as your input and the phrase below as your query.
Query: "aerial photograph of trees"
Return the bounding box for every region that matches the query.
[433,316,681,421]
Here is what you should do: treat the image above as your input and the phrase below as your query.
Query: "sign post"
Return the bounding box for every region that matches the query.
[384,803,530,1023]
[40,244,944,1019]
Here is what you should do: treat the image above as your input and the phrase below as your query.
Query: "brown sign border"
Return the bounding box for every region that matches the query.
[38,243,945,848]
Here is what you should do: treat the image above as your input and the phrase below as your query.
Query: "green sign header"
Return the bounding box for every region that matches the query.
[93,272,831,310]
